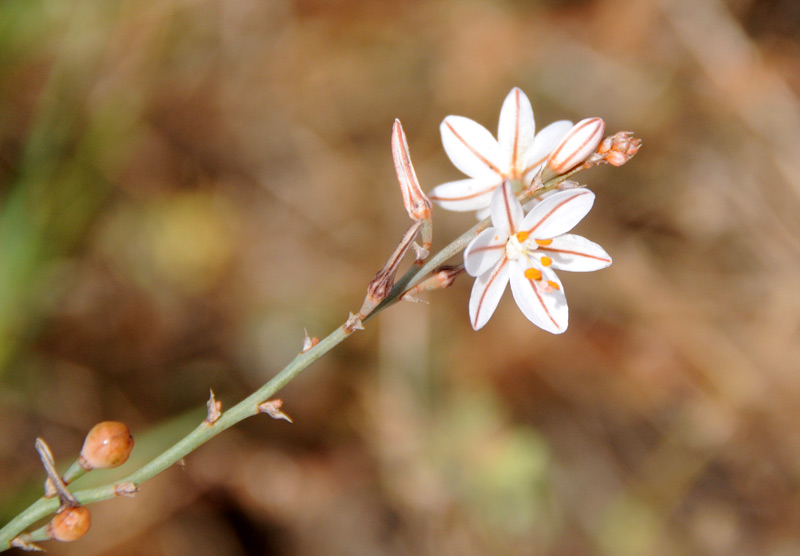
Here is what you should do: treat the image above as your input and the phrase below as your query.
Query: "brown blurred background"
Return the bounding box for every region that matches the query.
[2,0,800,554]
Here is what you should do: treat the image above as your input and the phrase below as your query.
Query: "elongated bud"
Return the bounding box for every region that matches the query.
[392,119,432,222]
[401,265,464,302]
[47,506,91,542]
[392,119,432,261]
[543,117,605,180]
[79,421,134,470]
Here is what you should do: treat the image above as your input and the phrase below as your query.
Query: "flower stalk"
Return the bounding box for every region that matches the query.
[0,88,640,551]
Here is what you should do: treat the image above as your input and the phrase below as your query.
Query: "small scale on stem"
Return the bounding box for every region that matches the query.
[258,399,293,423]
[206,391,222,424]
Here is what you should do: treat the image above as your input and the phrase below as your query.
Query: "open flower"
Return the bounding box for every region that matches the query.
[463,181,611,333]
[429,87,573,214]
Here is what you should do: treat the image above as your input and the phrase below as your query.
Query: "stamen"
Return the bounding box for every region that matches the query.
[524,268,542,281]
[515,231,529,243]
[535,238,552,246]
[540,256,552,267]
[547,280,560,290]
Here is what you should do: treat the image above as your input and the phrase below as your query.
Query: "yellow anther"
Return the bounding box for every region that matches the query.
[547,280,560,290]
[535,238,552,246]
[515,231,530,243]
[524,268,542,281]
[540,256,553,267]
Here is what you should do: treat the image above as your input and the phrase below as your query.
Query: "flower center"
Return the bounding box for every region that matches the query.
[505,234,526,260]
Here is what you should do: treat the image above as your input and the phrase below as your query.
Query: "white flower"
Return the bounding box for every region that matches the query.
[463,181,612,333]
[429,87,573,214]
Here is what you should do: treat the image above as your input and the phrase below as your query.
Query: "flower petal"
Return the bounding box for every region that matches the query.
[539,234,612,271]
[497,88,535,175]
[521,120,573,181]
[490,180,523,236]
[509,261,568,334]
[428,176,500,212]
[441,116,503,179]
[521,188,595,239]
[469,259,510,330]
[475,205,491,221]
[464,228,507,277]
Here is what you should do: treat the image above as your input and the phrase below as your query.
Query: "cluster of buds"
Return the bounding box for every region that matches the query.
[593,131,642,167]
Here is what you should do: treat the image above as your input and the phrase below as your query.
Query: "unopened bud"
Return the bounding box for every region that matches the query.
[47,506,91,542]
[392,119,432,222]
[392,119,432,260]
[79,421,134,470]
[596,131,641,167]
[401,265,464,301]
[544,117,605,180]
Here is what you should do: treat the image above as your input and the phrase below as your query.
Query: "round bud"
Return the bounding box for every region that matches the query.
[47,506,91,542]
[79,421,134,470]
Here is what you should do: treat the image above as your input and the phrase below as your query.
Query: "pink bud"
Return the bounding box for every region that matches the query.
[392,119,432,222]
[545,117,605,177]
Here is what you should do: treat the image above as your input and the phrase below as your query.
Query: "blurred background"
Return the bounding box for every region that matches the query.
[2,0,800,554]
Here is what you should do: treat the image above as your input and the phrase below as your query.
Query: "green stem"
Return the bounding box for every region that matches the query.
[0,171,581,550]
[0,324,348,549]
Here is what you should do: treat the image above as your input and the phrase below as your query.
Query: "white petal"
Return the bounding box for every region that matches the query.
[428,176,500,212]
[509,262,568,334]
[540,234,612,272]
[490,181,523,236]
[497,88,535,174]
[521,188,595,239]
[464,228,507,277]
[441,116,503,179]
[469,259,510,330]
[521,120,573,181]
